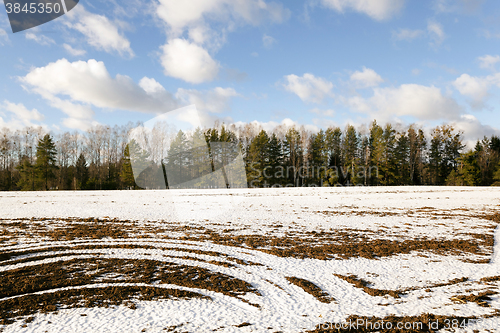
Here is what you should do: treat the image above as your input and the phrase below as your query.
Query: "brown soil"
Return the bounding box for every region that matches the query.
[333,274,401,298]
[0,258,259,300]
[481,276,500,283]
[1,215,497,262]
[451,290,496,307]
[0,243,262,268]
[286,277,335,303]
[0,286,208,325]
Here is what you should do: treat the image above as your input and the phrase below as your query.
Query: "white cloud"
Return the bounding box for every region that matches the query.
[0,28,8,45]
[452,114,500,149]
[155,0,289,83]
[175,87,239,113]
[64,5,133,57]
[310,108,336,117]
[0,101,45,129]
[251,52,259,57]
[453,73,500,109]
[25,32,55,45]
[160,38,220,84]
[19,58,242,130]
[478,55,500,71]
[427,20,445,46]
[283,73,334,103]
[20,59,180,128]
[233,118,319,133]
[481,30,500,39]
[156,0,289,39]
[350,67,384,88]
[392,28,424,41]
[453,74,490,104]
[63,44,87,56]
[347,84,461,121]
[320,0,405,21]
[263,34,276,48]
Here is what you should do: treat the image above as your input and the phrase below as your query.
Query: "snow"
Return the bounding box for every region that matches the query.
[0,186,500,332]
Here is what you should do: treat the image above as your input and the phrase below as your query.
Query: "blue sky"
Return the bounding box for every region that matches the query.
[1,0,500,145]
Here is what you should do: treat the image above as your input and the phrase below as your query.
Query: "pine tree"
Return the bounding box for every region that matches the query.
[75,153,89,190]
[283,127,303,186]
[267,133,284,186]
[165,130,191,188]
[394,131,410,185]
[342,125,359,185]
[308,130,327,186]
[369,121,384,185]
[325,126,342,185]
[247,130,270,187]
[34,134,58,190]
[429,127,443,185]
[458,150,481,186]
[16,157,35,191]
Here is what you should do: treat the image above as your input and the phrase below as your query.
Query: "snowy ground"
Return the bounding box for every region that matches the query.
[0,186,500,332]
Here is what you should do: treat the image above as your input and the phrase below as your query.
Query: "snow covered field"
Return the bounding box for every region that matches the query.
[0,186,500,332]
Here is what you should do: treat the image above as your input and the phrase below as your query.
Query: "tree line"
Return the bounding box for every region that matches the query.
[0,120,499,191]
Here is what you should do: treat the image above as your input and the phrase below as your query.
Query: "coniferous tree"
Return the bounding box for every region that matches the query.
[458,151,481,186]
[369,121,384,185]
[342,125,359,185]
[267,133,284,186]
[35,134,58,190]
[283,127,303,186]
[247,130,270,187]
[75,153,90,190]
[308,130,327,185]
[16,157,35,191]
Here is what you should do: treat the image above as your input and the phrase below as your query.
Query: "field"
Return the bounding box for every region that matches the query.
[1,187,500,332]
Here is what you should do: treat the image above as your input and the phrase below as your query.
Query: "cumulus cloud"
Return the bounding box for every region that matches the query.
[25,32,55,45]
[160,38,220,84]
[310,108,336,117]
[19,59,241,129]
[453,74,490,105]
[427,20,445,46]
[263,34,276,48]
[283,73,334,103]
[63,44,87,56]
[20,59,180,129]
[350,67,384,88]
[155,0,289,83]
[392,28,424,41]
[320,0,405,21]
[156,0,289,38]
[453,73,500,109]
[64,5,133,57]
[0,101,45,129]
[0,28,8,46]
[347,84,461,121]
[452,114,500,149]
[232,118,319,133]
[478,55,500,71]
[175,87,239,113]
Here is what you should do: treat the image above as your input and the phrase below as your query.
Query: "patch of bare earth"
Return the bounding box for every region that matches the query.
[285,277,335,303]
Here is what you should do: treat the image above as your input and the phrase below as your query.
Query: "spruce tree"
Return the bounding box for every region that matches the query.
[34,134,58,190]
[267,133,284,186]
[75,153,89,190]
[247,130,270,187]
[459,151,481,186]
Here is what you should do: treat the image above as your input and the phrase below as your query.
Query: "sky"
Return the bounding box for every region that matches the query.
[1,0,500,146]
